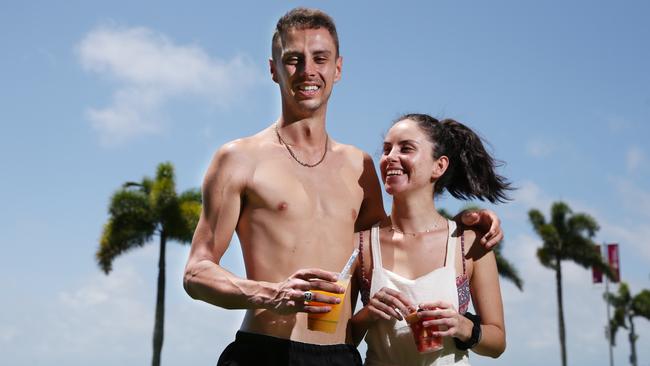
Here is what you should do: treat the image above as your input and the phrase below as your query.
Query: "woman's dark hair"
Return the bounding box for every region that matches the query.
[395,113,512,203]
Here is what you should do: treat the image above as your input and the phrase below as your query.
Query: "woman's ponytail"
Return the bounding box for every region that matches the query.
[396,114,512,203]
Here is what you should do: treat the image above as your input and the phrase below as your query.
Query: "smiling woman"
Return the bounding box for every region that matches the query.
[383,114,512,204]
[4,1,650,366]
[352,114,512,365]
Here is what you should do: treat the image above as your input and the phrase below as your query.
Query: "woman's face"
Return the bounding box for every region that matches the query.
[380,119,445,196]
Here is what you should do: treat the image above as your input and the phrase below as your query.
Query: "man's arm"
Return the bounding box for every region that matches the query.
[456,209,504,249]
[355,152,387,232]
[183,143,342,312]
[183,143,271,309]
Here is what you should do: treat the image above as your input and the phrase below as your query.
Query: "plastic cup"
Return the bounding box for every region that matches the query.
[307,279,349,333]
[307,249,358,333]
[406,310,443,353]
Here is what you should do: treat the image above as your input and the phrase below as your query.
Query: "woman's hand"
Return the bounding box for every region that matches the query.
[418,301,473,342]
[366,287,415,322]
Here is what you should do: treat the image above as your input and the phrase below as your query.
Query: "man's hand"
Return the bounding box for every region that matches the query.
[268,268,345,315]
[460,209,503,249]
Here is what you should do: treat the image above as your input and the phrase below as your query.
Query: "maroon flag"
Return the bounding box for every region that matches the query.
[607,244,620,283]
[592,244,603,283]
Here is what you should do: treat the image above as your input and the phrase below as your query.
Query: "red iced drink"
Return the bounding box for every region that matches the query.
[406,310,443,353]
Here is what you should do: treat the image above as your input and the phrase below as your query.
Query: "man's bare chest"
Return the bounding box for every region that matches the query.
[243,158,364,221]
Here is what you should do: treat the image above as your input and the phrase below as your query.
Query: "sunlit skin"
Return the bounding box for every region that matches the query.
[271,27,342,122]
[183,27,385,345]
[352,119,506,358]
[183,26,504,348]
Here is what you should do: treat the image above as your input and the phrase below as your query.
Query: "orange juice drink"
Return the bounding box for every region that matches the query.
[307,279,349,333]
[307,248,358,333]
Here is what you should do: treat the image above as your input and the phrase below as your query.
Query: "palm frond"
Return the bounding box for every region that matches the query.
[632,289,650,320]
[437,208,453,220]
[609,307,626,346]
[167,188,202,243]
[96,189,156,273]
[151,162,178,224]
[538,224,561,252]
[567,213,599,238]
[494,245,523,290]
[528,209,546,234]
[537,247,556,269]
[564,237,615,279]
[550,202,571,239]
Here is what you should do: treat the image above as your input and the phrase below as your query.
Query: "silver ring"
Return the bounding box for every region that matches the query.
[304,291,314,302]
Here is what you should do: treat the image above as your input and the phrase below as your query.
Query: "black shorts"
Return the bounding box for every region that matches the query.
[217,331,362,366]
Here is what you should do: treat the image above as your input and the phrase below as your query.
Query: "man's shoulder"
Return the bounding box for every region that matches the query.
[213,129,273,159]
[331,140,370,160]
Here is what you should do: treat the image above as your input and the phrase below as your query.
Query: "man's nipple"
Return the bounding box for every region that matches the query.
[278,202,289,211]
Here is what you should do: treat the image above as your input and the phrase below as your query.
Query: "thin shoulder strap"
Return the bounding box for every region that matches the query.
[460,230,467,275]
[357,231,371,305]
[455,221,467,275]
[445,219,457,267]
[370,224,383,269]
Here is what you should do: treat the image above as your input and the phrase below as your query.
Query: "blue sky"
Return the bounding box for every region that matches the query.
[1,1,649,365]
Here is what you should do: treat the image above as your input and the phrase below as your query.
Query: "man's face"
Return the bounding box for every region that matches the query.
[270,27,342,117]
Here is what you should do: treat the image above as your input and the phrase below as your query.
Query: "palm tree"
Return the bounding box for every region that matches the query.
[439,207,523,290]
[96,162,201,366]
[493,243,523,291]
[606,282,650,366]
[528,201,613,366]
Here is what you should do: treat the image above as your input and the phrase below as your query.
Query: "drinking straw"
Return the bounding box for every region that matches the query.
[338,248,359,281]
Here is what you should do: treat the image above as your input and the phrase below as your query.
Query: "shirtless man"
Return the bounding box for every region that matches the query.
[183,7,502,366]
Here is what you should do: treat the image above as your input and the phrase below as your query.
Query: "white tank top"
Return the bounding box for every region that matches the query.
[364,220,471,366]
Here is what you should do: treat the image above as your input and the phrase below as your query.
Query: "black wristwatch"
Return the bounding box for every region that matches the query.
[454,312,482,350]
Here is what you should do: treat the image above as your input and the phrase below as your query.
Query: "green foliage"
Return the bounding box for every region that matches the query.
[96,162,202,366]
[528,201,613,366]
[632,290,650,319]
[97,190,156,274]
[437,208,453,219]
[493,243,523,290]
[606,283,650,346]
[528,201,613,279]
[439,205,523,291]
[96,162,202,274]
[168,188,202,243]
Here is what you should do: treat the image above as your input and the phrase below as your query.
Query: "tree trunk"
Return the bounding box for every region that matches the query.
[628,315,637,366]
[152,233,166,366]
[556,259,567,366]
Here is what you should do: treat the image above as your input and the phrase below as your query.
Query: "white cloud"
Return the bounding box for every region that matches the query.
[526,138,556,158]
[512,180,552,210]
[625,146,644,171]
[488,179,650,366]
[77,25,260,145]
[476,233,628,366]
[58,266,145,308]
[600,221,650,262]
[613,178,650,221]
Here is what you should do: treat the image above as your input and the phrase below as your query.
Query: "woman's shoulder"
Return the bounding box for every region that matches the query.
[456,226,488,259]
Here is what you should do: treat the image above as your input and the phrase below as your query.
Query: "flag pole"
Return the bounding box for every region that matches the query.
[603,243,614,366]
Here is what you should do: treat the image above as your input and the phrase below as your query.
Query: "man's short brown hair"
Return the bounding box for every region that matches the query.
[272,7,339,60]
